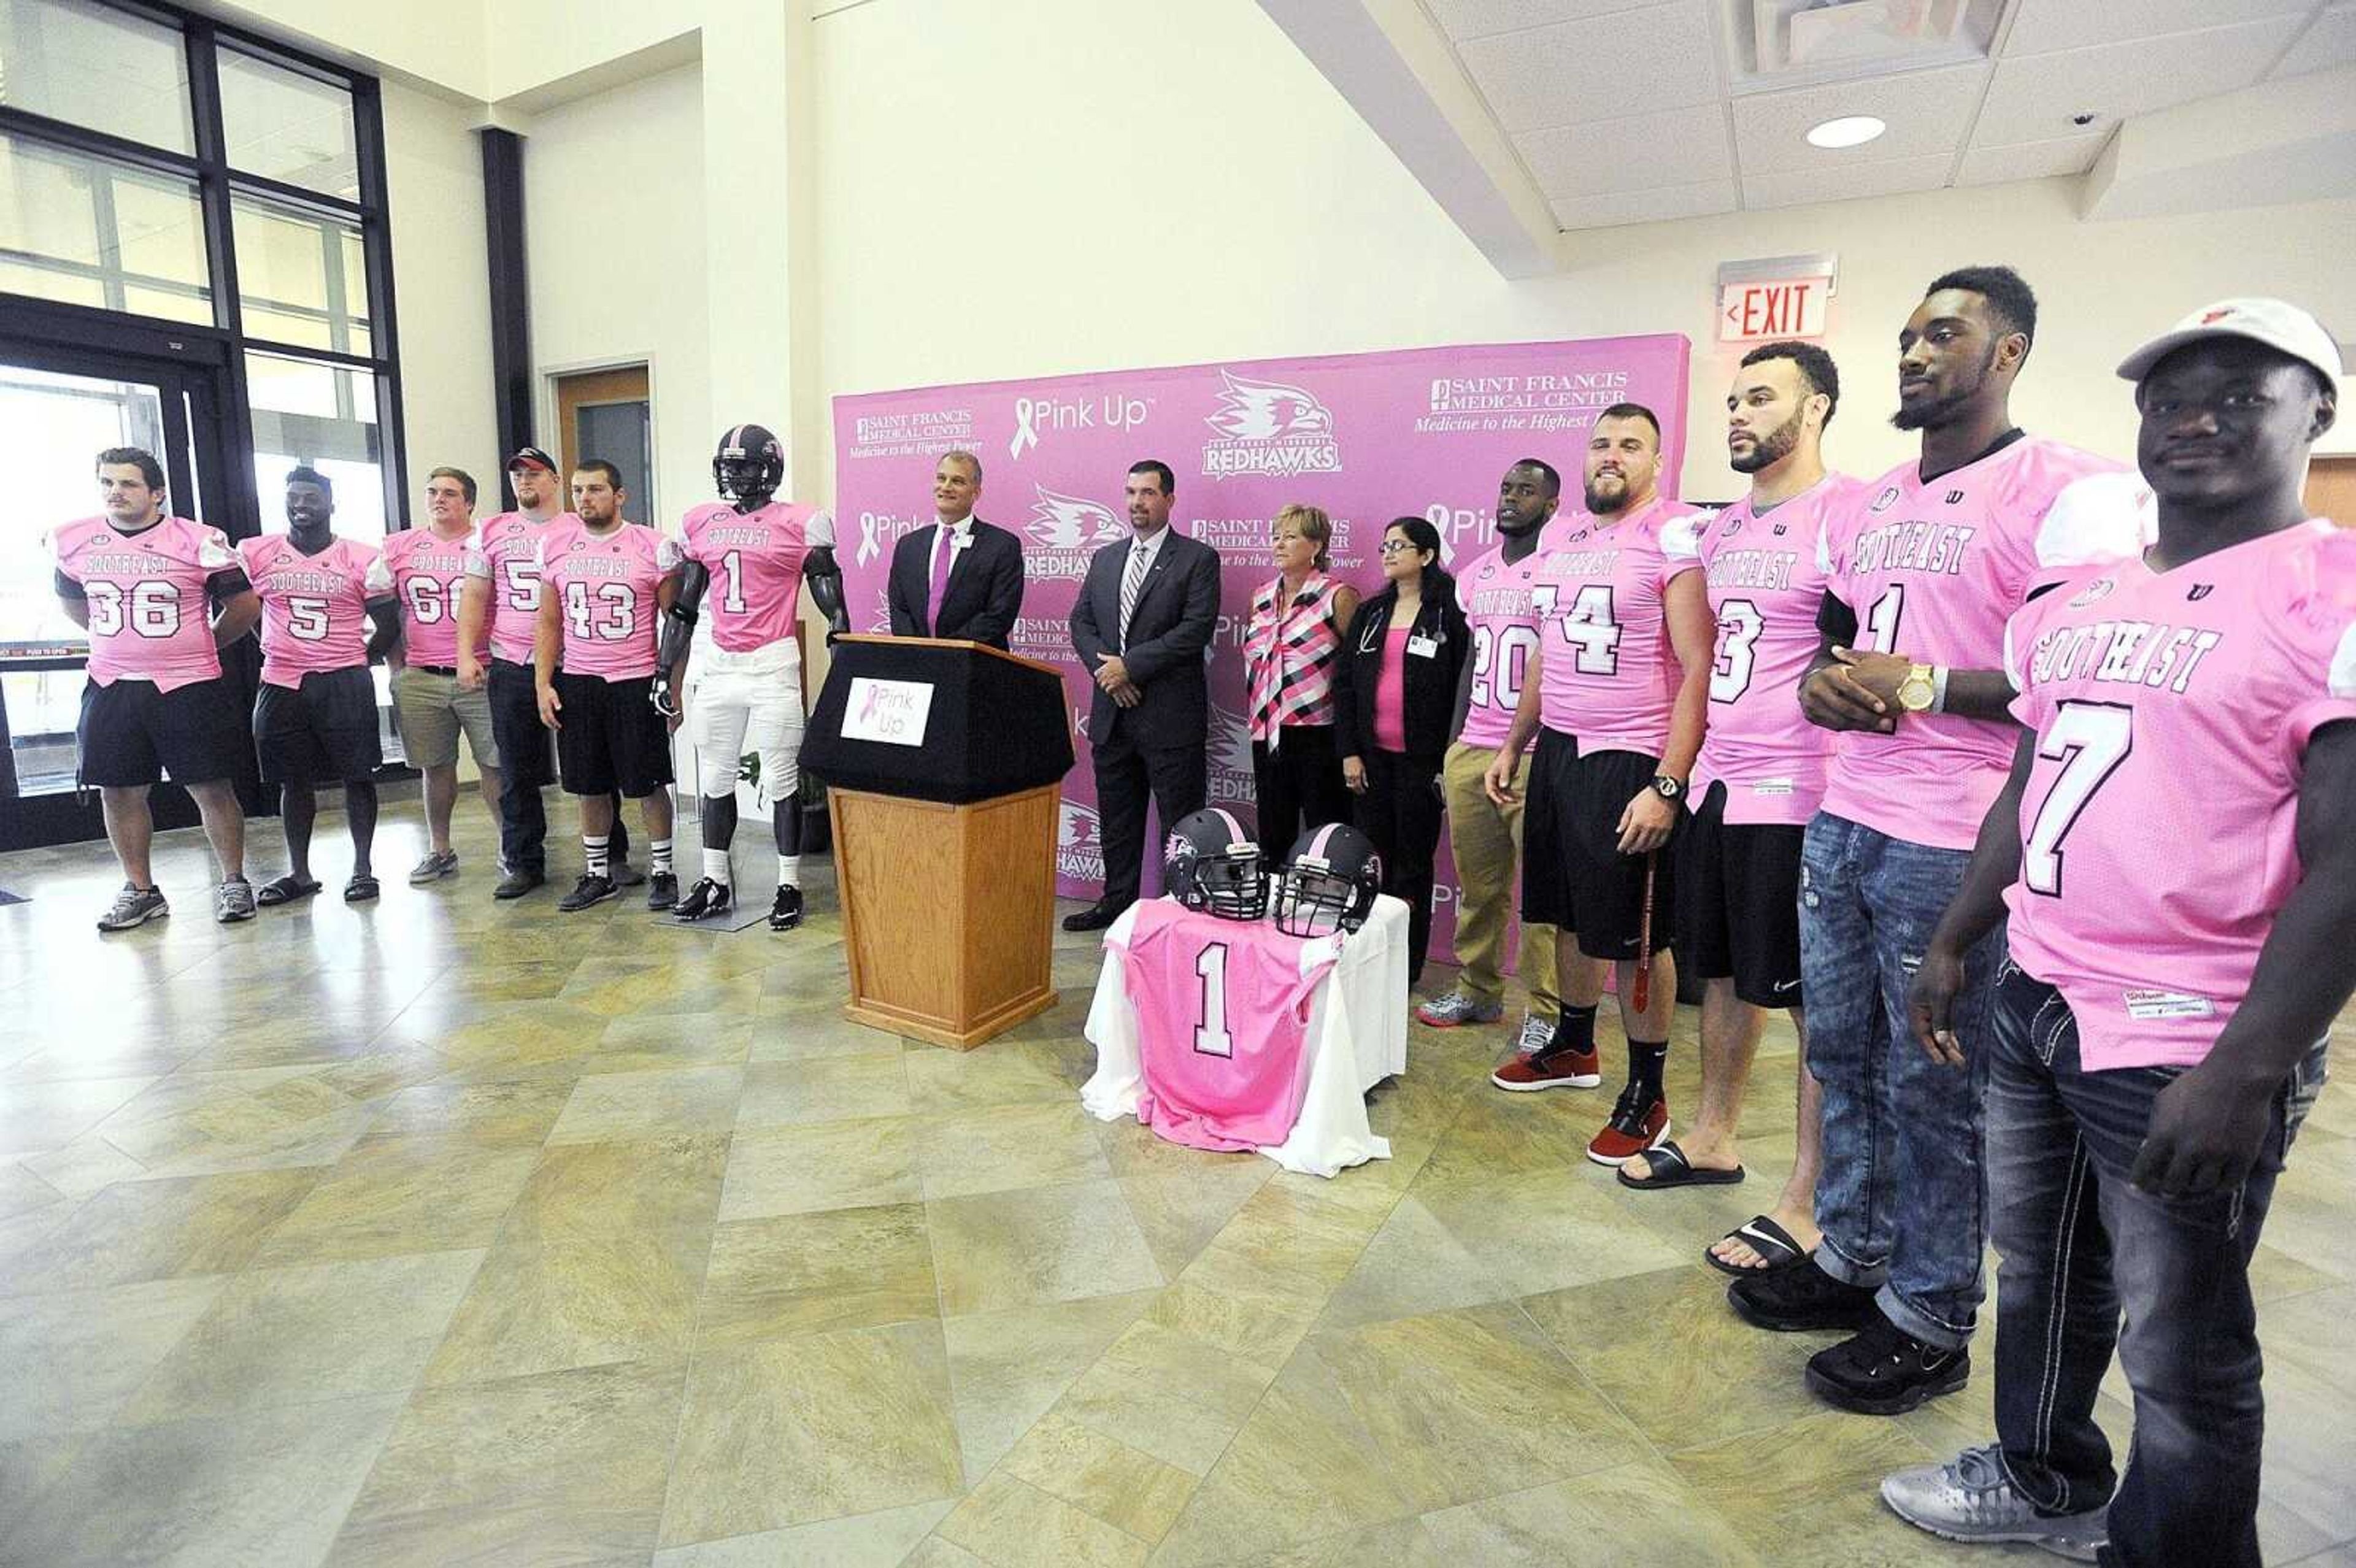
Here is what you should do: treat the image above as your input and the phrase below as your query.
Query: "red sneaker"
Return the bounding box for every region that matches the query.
[1587,1083,1670,1165]
[1491,1045,1602,1091]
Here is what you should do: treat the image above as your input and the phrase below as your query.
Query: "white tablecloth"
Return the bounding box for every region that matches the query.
[1080,894,1411,1177]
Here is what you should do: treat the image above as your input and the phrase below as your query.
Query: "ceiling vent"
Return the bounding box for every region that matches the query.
[1731,0,2003,90]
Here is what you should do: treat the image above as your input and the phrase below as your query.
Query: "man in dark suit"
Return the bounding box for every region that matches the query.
[885,450,1024,650]
[1064,458,1222,931]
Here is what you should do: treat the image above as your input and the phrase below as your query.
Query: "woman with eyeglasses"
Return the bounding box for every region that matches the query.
[1331,516,1469,982]
[1242,503,1360,857]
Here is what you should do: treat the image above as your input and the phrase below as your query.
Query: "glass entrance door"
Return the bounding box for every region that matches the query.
[0,340,242,850]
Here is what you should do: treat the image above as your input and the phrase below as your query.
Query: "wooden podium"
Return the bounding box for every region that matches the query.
[802,637,1076,1051]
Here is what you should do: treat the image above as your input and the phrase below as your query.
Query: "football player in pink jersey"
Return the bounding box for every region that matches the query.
[1616,346,1855,1291]
[383,466,503,885]
[1483,405,1718,1167]
[533,459,683,912]
[1881,303,2349,1565]
[49,447,261,929]
[1733,269,2155,1420]
[1417,459,1565,1057]
[654,424,849,931]
[241,469,401,904]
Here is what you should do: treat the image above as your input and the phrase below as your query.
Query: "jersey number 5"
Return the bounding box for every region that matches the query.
[1193,943,1234,1058]
[2023,701,2133,897]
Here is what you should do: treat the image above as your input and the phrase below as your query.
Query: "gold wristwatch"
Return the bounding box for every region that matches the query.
[1896,662,1938,714]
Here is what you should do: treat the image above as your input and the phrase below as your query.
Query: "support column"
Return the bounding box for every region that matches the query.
[479,126,535,508]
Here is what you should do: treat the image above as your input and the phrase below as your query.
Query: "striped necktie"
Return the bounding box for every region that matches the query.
[1118,541,1150,649]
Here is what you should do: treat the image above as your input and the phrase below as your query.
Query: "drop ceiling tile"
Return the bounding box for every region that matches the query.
[1517,102,1731,198]
[1955,131,2109,186]
[1974,15,2312,145]
[1731,62,1991,175]
[1456,3,1721,132]
[1428,0,1665,44]
[1741,151,1955,210]
[2001,0,2313,58]
[2273,4,2356,78]
[1552,178,1739,230]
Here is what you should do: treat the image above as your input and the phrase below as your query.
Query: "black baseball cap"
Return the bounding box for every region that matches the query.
[506,445,558,475]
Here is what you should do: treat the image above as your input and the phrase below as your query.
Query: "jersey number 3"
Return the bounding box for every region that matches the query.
[2023,701,2133,897]
[1193,943,1234,1058]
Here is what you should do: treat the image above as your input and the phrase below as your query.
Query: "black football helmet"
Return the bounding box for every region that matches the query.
[1165,807,1269,921]
[714,423,785,502]
[1274,822,1383,937]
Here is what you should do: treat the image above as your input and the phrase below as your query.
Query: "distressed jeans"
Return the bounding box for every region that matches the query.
[1984,960,2328,1568]
[1799,811,2001,1351]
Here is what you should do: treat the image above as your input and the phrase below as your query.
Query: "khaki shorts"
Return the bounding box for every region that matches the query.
[393,666,500,772]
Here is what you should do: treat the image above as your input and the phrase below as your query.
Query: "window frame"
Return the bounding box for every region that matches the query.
[0,0,408,547]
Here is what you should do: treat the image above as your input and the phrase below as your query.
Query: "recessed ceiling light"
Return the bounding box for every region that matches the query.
[1807,115,1887,150]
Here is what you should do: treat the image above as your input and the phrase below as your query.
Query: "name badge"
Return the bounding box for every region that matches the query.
[950,532,971,551]
[1407,634,1440,658]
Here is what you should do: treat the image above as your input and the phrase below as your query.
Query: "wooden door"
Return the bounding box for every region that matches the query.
[2306,456,2356,526]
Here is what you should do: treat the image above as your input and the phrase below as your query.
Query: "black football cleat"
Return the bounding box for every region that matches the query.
[672,877,733,923]
[770,885,804,932]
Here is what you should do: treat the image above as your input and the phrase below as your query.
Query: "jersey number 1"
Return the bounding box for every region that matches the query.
[1193,943,1234,1058]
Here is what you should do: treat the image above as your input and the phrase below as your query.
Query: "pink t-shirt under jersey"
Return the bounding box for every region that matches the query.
[2001,521,2356,1070]
[1456,531,1559,753]
[1688,475,1865,826]
[1110,899,1341,1153]
[679,499,835,653]
[1532,498,1703,757]
[534,516,676,680]
[380,525,484,668]
[1819,437,2153,849]
[1372,627,1411,752]
[239,534,388,687]
[47,514,239,691]
[464,511,552,666]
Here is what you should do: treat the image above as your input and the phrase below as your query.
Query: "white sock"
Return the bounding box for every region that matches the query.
[583,834,609,877]
[650,838,674,874]
[703,848,732,884]
[777,853,800,888]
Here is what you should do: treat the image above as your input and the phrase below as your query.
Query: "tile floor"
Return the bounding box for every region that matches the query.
[1,801,2351,1566]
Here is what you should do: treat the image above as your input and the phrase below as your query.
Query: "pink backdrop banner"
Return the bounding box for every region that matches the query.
[831,333,1692,966]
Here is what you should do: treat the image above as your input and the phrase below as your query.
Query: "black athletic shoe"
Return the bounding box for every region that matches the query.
[1806,1315,1970,1415]
[770,884,804,932]
[494,868,545,901]
[1061,899,1127,933]
[672,878,733,922]
[557,873,618,913]
[646,872,679,911]
[611,862,647,889]
[1727,1259,1882,1333]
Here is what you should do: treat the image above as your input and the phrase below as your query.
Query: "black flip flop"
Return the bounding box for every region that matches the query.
[344,874,381,903]
[1705,1214,1808,1277]
[256,875,323,907]
[1617,1140,1745,1191]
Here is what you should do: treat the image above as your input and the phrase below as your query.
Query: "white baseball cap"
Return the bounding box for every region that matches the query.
[2117,297,2344,386]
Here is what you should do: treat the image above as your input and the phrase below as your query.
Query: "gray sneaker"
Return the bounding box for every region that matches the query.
[1881,1445,2106,1561]
[97,883,168,932]
[408,849,460,885]
[1515,1012,1556,1058]
[1415,989,1504,1028]
[215,877,256,923]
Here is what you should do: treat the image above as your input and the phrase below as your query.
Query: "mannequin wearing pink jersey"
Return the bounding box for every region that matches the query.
[653,424,849,932]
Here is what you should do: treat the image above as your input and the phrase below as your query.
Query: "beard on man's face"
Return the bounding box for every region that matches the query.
[1731,406,1805,475]
[1891,341,1997,432]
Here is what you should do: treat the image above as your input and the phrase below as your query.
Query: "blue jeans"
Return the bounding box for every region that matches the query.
[1798,812,2001,1350]
[1985,961,2328,1568]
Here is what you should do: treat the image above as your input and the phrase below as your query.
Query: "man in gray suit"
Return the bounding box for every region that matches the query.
[1064,458,1222,931]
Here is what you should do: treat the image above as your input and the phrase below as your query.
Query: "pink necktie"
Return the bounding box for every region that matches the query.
[926,526,954,633]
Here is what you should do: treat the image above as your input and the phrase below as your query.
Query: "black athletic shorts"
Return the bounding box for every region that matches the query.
[553,671,673,798]
[78,673,248,789]
[1520,728,1676,961]
[254,666,383,786]
[1674,781,1805,1008]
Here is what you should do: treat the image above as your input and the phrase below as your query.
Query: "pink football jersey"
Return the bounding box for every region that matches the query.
[1531,498,1703,757]
[679,500,835,652]
[1457,529,1561,752]
[1688,475,1866,825]
[534,516,676,680]
[2001,521,2356,1070]
[1111,900,1341,1153]
[1819,437,2153,848]
[464,511,552,666]
[380,525,485,668]
[238,534,388,687]
[48,514,239,691]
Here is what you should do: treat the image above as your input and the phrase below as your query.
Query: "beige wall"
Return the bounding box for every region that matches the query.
[809,0,2356,506]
